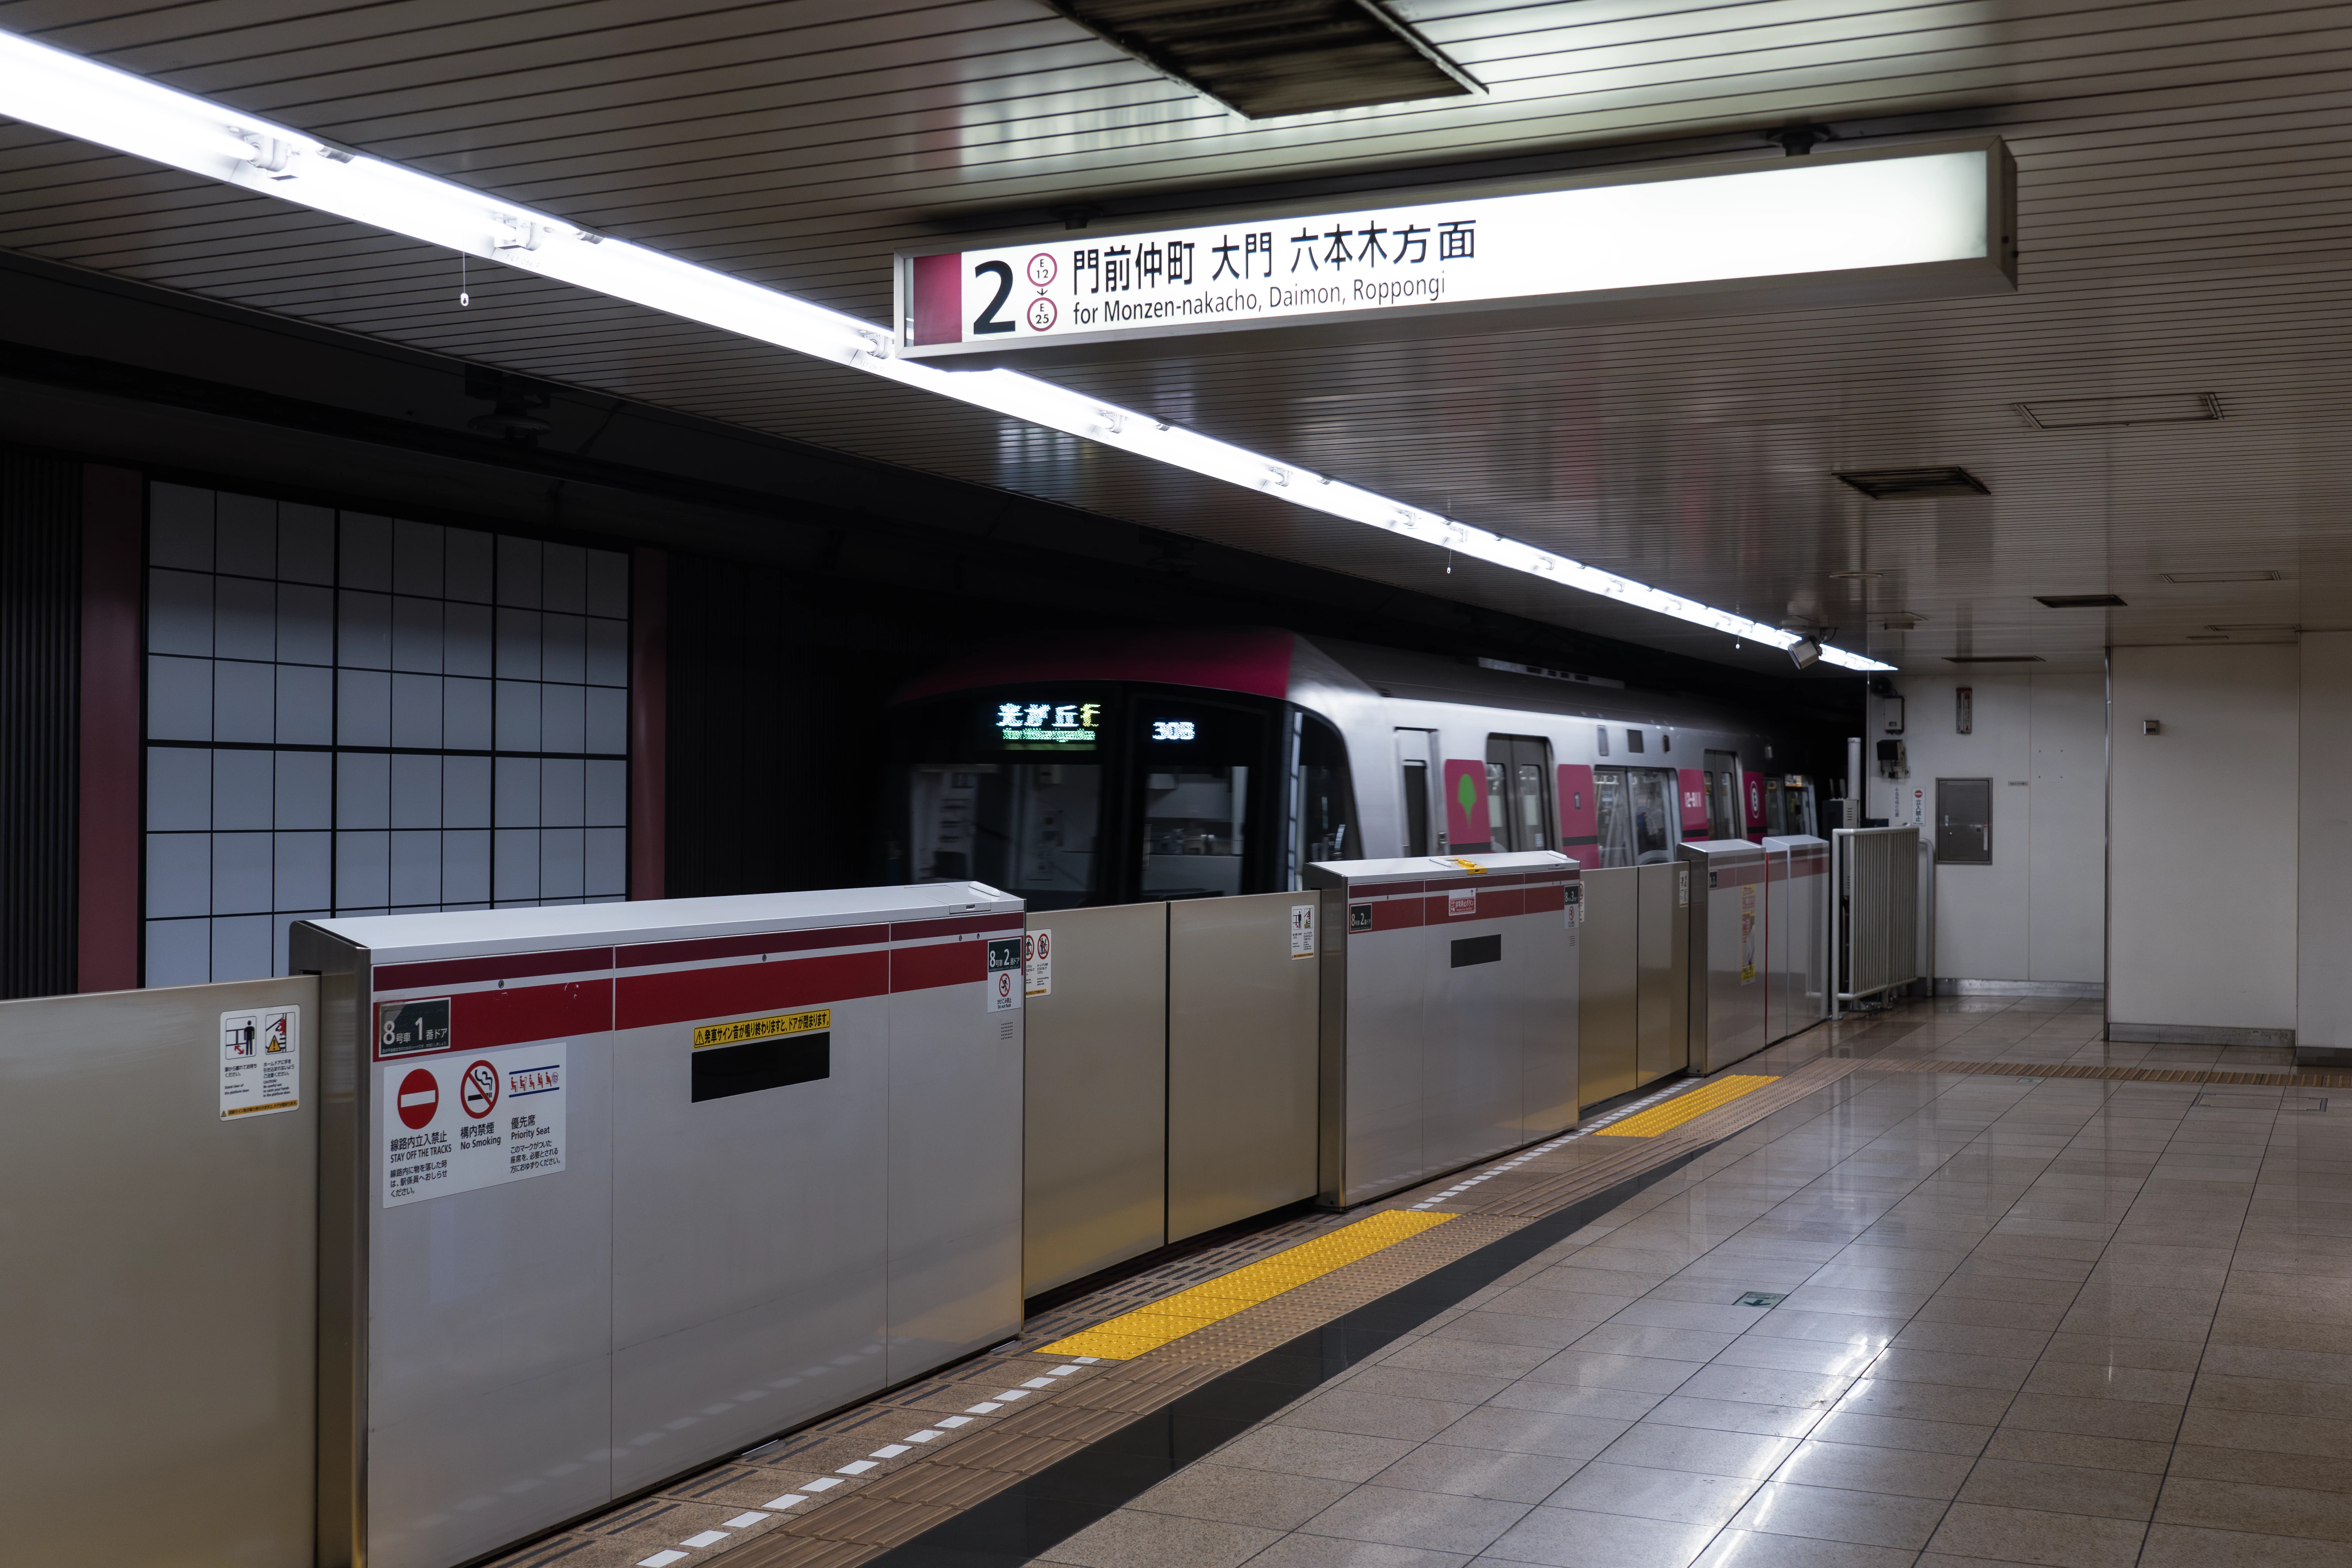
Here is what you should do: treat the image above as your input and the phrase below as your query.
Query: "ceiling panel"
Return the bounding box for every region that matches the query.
[0,0,2345,677]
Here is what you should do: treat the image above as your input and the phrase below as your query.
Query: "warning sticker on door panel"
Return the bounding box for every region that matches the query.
[381,1043,567,1207]
[220,1005,299,1119]
[1290,904,1316,957]
[1025,930,1052,997]
[1740,884,1759,983]
[1564,884,1583,929]
[693,1009,830,1049]
[986,938,1023,1012]
[1448,891,1477,917]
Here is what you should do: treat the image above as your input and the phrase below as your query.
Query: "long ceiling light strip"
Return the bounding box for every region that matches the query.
[0,28,1894,673]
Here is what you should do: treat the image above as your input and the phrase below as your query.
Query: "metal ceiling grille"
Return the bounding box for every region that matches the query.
[1049,0,1479,118]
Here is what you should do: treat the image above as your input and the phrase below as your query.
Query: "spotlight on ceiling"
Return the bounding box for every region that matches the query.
[1789,638,1824,670]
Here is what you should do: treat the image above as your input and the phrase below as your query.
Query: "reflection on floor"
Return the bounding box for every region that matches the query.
[1031,997,2350,1568]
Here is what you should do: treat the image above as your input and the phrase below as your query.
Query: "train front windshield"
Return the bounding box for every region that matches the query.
[886,685,1354,907]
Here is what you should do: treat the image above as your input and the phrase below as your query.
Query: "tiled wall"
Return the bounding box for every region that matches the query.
[142,484,630,985]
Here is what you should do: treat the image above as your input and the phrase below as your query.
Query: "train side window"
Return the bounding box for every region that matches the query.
[1630,768,1676,863]
[1295,713,1357,876]
[1593,768,1633,866]
[1400,760,1430,856]
[1595,725,1610,757]
[1704,749,1741,840]
[1483,734,1555,852]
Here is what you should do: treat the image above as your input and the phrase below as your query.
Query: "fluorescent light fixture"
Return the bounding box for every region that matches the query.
[0,25,1894,674]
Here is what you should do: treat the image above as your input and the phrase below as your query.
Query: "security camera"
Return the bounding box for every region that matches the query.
[1788,639,1822,670]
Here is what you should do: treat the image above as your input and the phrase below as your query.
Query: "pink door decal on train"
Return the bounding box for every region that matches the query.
[1443,760,1491,853]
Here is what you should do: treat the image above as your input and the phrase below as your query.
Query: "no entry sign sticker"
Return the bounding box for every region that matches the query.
[381,1043,567,1208]
[396,1068,439,1130]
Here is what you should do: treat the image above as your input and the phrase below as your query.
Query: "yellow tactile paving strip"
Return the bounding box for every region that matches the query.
[1595,1073,1778,1136]
[1036,1209,1455,1359]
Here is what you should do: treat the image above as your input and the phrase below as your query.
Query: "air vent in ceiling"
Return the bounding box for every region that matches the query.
[2163,570,2280,584]
[2014,392,2222,430]
[2035,593,2127,608]
[1947,655,2045,664]
[1833,466,1990,499]
[1053,0,1482,119]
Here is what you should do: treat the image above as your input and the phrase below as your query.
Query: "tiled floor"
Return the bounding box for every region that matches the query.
[1029,998,2352,1568]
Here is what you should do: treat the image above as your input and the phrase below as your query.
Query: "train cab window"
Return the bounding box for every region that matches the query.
[908,761,1104,909]
[1140,700,1268,900]
[1483,735,1555,851]
[1764,777,1787,836]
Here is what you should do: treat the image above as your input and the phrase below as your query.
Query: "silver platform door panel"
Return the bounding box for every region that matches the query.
[1169,892,1319,1242]
[1579,867,1638,1107]
[1024,903,1167,1294]
[0,978,318,1568]
[1635,861,1690,1084]
[364,1002,617,1568]
[1679,840,1771,1074]
[1423,903,1519,1174]
[885,948,1025,1384]
[1764,839,1793,1041]
[609,980,891,1495]
[1521,884,1582,1138]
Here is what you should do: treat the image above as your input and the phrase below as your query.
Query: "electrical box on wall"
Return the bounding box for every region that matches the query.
[1956,686,1974,735]
[1882,696,1906,735]
[1876,739,1909,779]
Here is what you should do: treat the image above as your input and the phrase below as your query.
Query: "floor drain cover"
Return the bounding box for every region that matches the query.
[1736,1292,1786,1308]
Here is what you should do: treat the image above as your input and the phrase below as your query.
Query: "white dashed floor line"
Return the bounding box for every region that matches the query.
[1404,1078,1700,1209]
[625,1320,1105,1558]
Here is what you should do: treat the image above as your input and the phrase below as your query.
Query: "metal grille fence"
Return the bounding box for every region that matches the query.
[1834,826,1923,1004]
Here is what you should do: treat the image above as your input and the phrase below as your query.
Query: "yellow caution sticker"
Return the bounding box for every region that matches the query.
[1446,857,1489,874]
[693,1009,831,1050]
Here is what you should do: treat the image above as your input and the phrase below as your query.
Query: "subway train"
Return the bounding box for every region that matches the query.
[883,627,1828,907]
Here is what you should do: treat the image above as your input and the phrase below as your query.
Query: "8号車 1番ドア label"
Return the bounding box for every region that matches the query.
[381,1042,567,1207]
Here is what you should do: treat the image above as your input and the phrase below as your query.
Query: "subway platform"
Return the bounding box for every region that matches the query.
[488,995,2352,1568]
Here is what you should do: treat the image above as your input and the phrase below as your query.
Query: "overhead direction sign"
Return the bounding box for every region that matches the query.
[899,140,2013,362]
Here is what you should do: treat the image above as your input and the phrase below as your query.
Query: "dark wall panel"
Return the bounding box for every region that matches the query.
[0,453,80,998]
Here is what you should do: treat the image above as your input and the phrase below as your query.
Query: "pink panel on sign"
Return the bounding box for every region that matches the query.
[895,626,1296,702]
[1743,772,1766,840]
[910,252,964,346]
[1443,760,1490,852]
[1678,768,1709,838]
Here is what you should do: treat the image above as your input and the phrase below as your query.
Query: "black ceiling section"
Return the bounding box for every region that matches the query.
[1832,467,1992,501]
[0,244,1859,733]
[1048,0,1479,118]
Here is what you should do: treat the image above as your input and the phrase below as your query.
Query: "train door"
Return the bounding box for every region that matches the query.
[1703,749,1742,841]
[1483,735,1556,852]
[1396,729,1436,857]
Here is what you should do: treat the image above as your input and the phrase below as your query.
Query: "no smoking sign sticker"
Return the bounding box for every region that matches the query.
[460,1059,500,1119]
